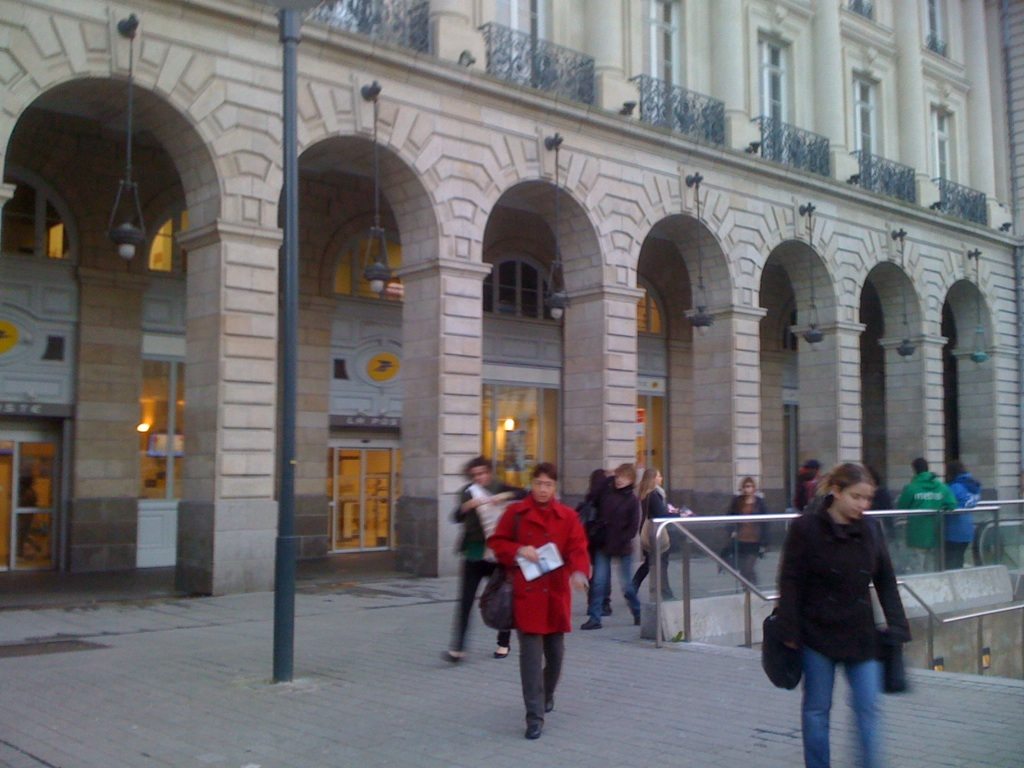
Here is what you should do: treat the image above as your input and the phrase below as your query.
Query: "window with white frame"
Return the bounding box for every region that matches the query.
[497,0,547,38]
[647,1,679,84]
[932,107,952,180]
[925,0,947,55]
[759,38,787,123]
[852,75,877,155]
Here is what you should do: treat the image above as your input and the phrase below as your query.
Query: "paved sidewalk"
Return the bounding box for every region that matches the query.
[0,576,1021,768]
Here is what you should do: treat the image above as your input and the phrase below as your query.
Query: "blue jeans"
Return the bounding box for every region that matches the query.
[801,646,882,768]
[588,551,640,622]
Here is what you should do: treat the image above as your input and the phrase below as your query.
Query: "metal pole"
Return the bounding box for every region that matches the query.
[654,522,663,647]
[273,7,301,684]
[682,537,692,643]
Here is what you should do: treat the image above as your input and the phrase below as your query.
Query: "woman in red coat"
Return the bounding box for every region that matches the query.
[488,462,591,740]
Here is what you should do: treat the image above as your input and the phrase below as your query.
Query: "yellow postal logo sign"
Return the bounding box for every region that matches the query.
[366,351,399,383]
[0,320,18,356]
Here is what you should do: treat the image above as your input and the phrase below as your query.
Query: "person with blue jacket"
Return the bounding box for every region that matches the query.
[945,461,981,569]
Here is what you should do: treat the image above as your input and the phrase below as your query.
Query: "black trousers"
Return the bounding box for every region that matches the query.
[518,631,564,725]
[451,558,511,652]
[945,540,969,569]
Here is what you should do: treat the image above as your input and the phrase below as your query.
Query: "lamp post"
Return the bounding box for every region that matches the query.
[257,0,318,685]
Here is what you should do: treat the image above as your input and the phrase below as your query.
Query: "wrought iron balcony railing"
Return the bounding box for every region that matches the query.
[479,23,595,105]
[851,151,916,204]
[848,0,874,20]
[752,116,830,177]
[926,33,948,57]
[631,75,725,145]
[310,0,430,54]
[933,178,987,226]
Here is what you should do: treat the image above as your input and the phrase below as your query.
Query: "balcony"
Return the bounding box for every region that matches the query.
[631,75,725,146]
[752,116,831,177]
[926,33,948,57]
[933,178,987,226]
[309,0,430,54]
[479,23,595,105]
[848,0,874,20]
[851,151,916,204]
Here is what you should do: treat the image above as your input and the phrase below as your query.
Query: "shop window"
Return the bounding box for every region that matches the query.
[138,359,185,499]
[333,234,403,300]
[0,181,70,260]
[148,210,189,272]
[637,281,664,335]
[483,257,552,319]
[481,383,559,488]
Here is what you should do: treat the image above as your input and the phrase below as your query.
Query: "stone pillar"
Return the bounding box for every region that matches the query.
[796,322,864,471]
[562,286,642,496]
[963,0,997,199]
[295,296,332,559]
[667,338,693,501]
[70,269,146,572]
[893,0,939,208]
[812,0,857,181]
[583,0,637,114]
[690,307,765,511]
[430,0,484,67]
[175,222,280,595]
[711,0,759,150]
[759,349,787,510]
[395,257,490,578]
[882,335,945,490]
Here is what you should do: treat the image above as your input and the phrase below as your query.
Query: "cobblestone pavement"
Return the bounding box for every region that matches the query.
[0,576,1021,767]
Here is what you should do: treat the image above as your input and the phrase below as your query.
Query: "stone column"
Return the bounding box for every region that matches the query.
[175,222,280,595]
[690,306,765,511]
[562,286,642,496]
[882,335,945,490]
[812,0,857,181]
[893,0,939,207]
[963,0,997,206]
[711,0,759,150]
[796,322,865,472]
[70,269,146,571]
[430,0,484,67]
[395,257,490,577]
[583,0,636,114]
[295,295,332,559]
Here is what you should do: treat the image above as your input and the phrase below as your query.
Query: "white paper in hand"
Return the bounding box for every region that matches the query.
[516,542,564,581]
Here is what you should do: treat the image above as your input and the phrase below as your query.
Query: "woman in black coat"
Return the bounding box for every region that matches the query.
[777,462,910,768]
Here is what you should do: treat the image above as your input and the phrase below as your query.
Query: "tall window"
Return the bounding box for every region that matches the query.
[925,0,947,55]
[759,39,787,123]
[932,108,952,180]
[497,0,546,38]
[138,359,185,500]
[636,282,664,335]
[483,258,552,319]
[647,1,679,84]
[481,384,559,488]
[0,181,70,260]
[852,76,877,155]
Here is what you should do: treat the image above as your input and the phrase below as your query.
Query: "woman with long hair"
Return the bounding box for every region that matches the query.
[631,467,674,599]
[723,476,768,585]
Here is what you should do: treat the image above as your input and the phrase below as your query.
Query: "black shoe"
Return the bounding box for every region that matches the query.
[633,611,641,626]
[580,618,603,630]
[525,723,542,740]
[442,650,463,663]
[601,602,612,617]
[544,697,555,713]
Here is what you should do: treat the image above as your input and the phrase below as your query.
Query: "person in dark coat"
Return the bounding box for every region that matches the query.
[723,476,769,584]
[777,462,910,768]
[580,467,613,616]
[488,462,591,740]
[581,463,642,630]
[792,459,821,511]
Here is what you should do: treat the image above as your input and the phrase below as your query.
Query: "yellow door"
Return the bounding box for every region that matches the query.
[328,445,401,551]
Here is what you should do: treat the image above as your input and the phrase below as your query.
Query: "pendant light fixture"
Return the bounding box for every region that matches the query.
[891,228,915,358]
[107,15,145,261]
[798,203,823,345]
[966,249,989,364]
[684,172,714,330]
[544,133,568,320]
[361,80,391,295]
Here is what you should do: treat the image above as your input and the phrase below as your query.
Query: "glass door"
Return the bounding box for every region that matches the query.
[327,444,401,552]
[0,427,59,570]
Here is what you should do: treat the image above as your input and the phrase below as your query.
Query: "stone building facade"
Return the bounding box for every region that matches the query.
[0,0,1020,592]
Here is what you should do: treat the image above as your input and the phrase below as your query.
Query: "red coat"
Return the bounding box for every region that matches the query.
[488,493,591,635]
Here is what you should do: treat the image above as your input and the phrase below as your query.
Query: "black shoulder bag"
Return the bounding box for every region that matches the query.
[479,512,523,631]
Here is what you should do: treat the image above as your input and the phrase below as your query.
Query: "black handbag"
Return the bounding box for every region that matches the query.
[479,566,514,630]
[761,609,802,690]
[878,630,909,693]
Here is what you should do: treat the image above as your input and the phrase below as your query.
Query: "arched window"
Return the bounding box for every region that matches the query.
[637,280,664,335]
[147,209,189,273]
[482,257,551,319]
[333,233,403,300]
[0,180,72,260]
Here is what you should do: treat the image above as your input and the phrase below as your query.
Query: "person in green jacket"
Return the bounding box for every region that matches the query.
[896,457,957,572]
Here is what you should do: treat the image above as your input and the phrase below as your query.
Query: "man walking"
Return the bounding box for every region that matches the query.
[897,457,957,572]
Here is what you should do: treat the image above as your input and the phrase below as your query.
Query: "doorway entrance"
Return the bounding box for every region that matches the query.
[0,423,60,570]
[327,443,401,552]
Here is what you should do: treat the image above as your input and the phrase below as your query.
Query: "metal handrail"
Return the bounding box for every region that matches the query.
[651,502,1024,651]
